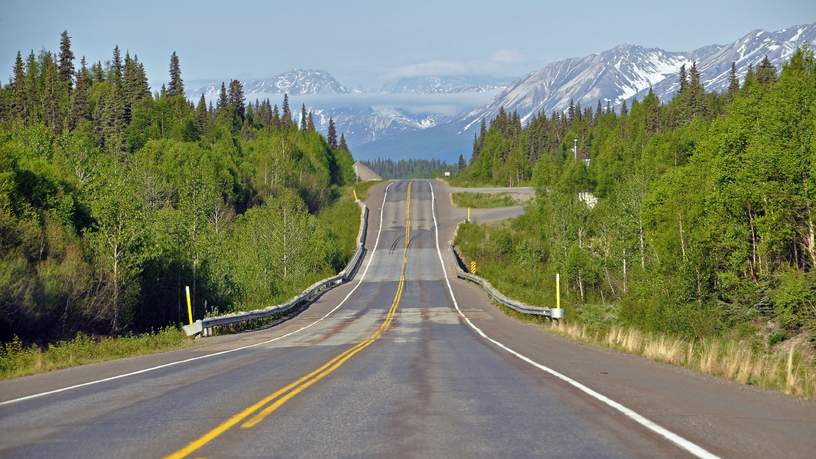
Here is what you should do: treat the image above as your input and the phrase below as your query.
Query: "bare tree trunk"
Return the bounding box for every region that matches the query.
[622,248,628,294]
[639,218,646,270]
[577,270,585,303]
[605,266,616,296]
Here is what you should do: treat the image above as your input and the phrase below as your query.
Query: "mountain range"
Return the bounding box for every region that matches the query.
[186,69,351,100]
[460,23,816,134]
[184,23,816,162]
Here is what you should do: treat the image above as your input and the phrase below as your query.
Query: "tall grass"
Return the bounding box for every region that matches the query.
[547,321,816,399]
[0,327,190,379]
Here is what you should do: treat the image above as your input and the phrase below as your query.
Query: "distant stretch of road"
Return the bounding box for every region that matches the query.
[1,180,814,458]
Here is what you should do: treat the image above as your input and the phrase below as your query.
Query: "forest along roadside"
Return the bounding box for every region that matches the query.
[1,35,370,378]
[447,51,816,400]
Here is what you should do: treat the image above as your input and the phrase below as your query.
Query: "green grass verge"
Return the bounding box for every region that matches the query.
[353,180,383,201]
[452,192,518,208]
[0,327,192,379]
[445,176,518,188]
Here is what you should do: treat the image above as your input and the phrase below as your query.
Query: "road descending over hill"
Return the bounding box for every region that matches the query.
[1,180,815,458]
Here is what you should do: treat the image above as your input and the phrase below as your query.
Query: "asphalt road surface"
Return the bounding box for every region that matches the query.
[1,180,815,458]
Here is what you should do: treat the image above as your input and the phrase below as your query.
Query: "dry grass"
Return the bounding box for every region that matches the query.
[548,321,816,399]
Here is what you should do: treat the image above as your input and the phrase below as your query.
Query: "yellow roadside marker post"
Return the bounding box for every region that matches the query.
[467,207,471,223]
[552,273,564,322]
[470,260,477,275]
[185,286,193,326]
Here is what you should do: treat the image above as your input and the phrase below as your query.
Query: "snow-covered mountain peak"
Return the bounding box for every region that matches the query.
[461,22,816,132]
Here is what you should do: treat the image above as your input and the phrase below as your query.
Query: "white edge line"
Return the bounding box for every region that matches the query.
[0,182,395,407]
[426,180,719,459]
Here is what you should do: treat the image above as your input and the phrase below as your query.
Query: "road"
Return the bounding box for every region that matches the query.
[1,180,815,458]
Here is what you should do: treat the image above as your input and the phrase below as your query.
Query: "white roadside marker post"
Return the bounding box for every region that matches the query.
[551,273,564,322]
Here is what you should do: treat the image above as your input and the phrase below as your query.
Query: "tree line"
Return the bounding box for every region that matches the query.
[459,51,816,341]
[0,31,356,343]
[362,157,452,179]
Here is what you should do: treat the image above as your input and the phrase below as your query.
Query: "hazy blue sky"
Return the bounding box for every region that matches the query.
[2,0,815,88]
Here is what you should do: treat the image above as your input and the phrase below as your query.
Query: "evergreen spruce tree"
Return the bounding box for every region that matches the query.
[70,57,91,129]
[339,133,348,150]
[327,117,337,148]
[300,104,308,130]
[91,61,105,82]
[644,88,660,134]
[281,93,292,127]
[11,51,27,122]
[458,154,466,171]
[727,62,740,96]
[168,51,184,97]
[58,30,75,91]
[195,94,208,132]
[123,54,150,103]
[24,51,40,124]
[756,56,777,85]
[111,45,123,82]
[41,52,63,133]
[122,53,137,122]
[217,82,228,111]
[272,104,280,128]
[307,111,315,131]
[595,99,603,124]
[97,82,126,155]
[678,63,688,94]
[228,79,245,121]
[620,99,628,117]
[688,61,705,118]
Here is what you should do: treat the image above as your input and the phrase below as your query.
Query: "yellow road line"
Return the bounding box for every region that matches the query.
[165,182,412,459]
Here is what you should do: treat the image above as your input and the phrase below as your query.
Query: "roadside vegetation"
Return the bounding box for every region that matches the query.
[0,327,190,379]
[452,192,518,208]
[455,49,816,398]
[352,179,383,201]
[0,31,359,367]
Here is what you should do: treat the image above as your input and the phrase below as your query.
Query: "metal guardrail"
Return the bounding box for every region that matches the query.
[184,202,370,337]
[448,224,553,319]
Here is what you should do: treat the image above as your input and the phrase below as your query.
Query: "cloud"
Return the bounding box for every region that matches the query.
[386,60,472,79]
[383,50,529,81]
[491,49,524,63]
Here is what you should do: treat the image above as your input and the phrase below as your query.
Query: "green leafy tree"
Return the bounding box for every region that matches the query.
[85,161,147,331]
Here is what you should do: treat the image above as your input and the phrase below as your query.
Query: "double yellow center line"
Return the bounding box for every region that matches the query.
[166,182,412,459]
